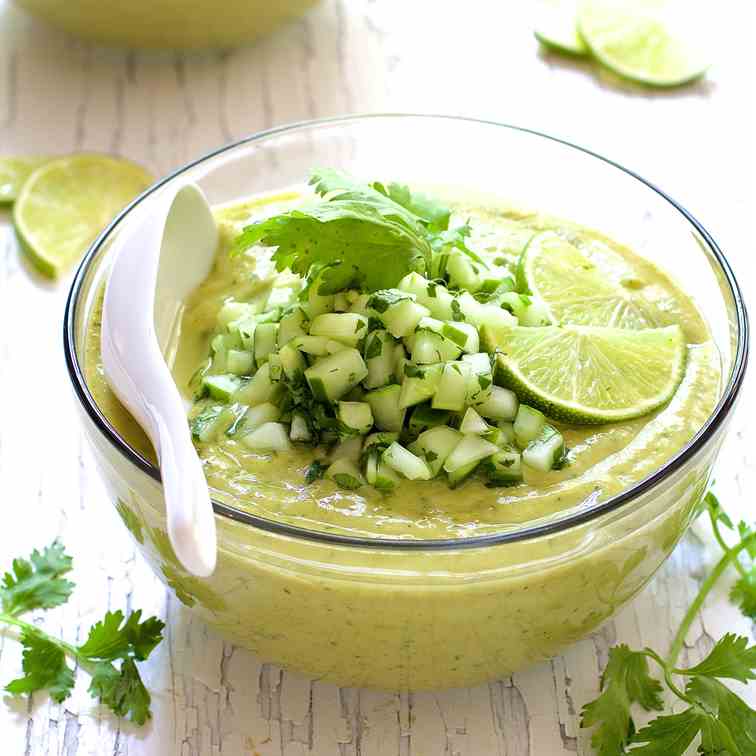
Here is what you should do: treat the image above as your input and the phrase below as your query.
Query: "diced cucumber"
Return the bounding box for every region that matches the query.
[522,425,565,472]
[483,447,523,485]
[496,421,516,445]
[362,431,399,455]
[279,343,307,380]
[343,385,366,402]
[277,307,309,347]
[333,292,350,312]
[513,404,546,449]
[518,296,552,327]
[325,458,365,490]
[392,343,408,382]
[244,402,281,430]
[382,442,432,480]
[233,362,281,406]
[191,403,245,443]
[462,352,494,406]
[267,284,296,310]
[416,316,445,335]
[366,384,406,432]
[398,273,455,320]
[218,301,257,329]
[446,459,480,488]
[454,291,481,324]
[372,292,431,338]
[412,426,462,476]
[431,362,470,412]
[460,407,489,435]
[408,405,451,435]
[447,252,484,292]
[226,349,254,376]
[477,386,519,421]
[399,363,442,409]
[484,422,515,447]
[267,353,283,381]
[304,349,368,402]
[228,317,257,350]
[329,436,364,463]
[310,313,369,347]
[203,374,241,401]
[442,321,479,353]
[375,460,400,491]
[292,335,346,356]
[480,303,518,330]
[290,412,312,442]
[363,329,396,390]
[411,331,462,364]
[241,422,291,452]
[305,280,335,317]
[443,435,499,474]
[337,401,374,435]
[254,322,278,366]
[348,293,371,315]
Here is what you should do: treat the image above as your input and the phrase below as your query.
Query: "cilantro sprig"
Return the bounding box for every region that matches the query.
[0,540,164,725]
[232,168,481,294]
[582,492,756,755]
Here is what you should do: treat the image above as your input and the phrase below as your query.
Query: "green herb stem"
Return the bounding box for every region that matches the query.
[0,612,97,676]
[667,532,756,668]
[708,507,748,578]
[641,647,691,703]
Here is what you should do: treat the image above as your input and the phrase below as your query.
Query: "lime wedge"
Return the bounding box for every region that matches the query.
[0,156,49,204]
[577,0,710,87]
[518,231,662,329]
[13,154,153,278]
[534,0,589,56]
[485,323,686,423]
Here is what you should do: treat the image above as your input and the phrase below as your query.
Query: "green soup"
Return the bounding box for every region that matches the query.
[84,190,720,541]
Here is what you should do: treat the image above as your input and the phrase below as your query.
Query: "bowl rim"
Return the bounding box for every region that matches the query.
[63,113,750,551]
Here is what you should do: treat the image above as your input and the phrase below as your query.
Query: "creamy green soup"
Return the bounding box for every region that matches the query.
[84,190,720,541]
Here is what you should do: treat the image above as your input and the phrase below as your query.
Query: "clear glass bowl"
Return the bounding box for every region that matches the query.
[13,0,316,49]
[64,115,748,690]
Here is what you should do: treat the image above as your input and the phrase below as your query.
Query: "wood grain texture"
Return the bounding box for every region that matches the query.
[0,1,753,754]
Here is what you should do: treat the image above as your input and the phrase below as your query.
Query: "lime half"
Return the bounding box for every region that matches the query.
[13,154,152,277]
[518,231,662,329]
[0,156,49,205]
[486,323,686,423]
[534,0,589,56]
[577,0,710,87]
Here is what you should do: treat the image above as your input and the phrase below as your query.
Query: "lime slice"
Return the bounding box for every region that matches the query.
[577,0,710,87]
[14,154,153,278]
[534,0,589,56]
[518,231,662,329]
[0,156,49,204]
[486,323,686,423]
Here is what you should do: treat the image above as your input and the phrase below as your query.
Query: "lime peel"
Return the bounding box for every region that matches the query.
[534,0,589,56]
[485,323,687,424]
[13,154,153,278]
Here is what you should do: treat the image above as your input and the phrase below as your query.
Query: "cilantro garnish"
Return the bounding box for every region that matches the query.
[1,540,164,725]
[232,169,482,294]
[581,491,756,755]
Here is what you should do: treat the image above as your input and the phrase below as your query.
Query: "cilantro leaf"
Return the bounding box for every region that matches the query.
[78,609,165,662]
[5,628,75,703]
[371,181,451,232]
[729,568,756,619]
[705,491,734,530]
[89,659,153,725]
[580,645,663,755]
[681,633,756,683]
[304,460,327,484]
[0,540,74,616]
[630,706,736,756]
[687,676,756,755]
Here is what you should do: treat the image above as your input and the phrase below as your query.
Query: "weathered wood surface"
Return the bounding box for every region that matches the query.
[0,1,753,753]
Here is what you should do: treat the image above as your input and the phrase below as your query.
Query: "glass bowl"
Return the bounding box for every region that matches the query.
[63,115,748,690]
[13,0,317,49]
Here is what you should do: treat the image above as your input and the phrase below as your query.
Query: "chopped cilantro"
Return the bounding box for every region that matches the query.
[305,460,328,484]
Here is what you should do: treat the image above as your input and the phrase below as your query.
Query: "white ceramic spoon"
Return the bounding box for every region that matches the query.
[101,182,218,577]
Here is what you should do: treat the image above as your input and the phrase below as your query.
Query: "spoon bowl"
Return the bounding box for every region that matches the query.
[101,182,218,577]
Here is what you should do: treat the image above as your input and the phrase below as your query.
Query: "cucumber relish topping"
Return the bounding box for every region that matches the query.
[187,169,686,493]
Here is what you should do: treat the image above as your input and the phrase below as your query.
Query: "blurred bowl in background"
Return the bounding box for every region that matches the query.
[13,0,318,49]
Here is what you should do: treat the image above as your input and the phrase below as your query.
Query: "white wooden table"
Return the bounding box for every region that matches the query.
[0,2,753,754]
